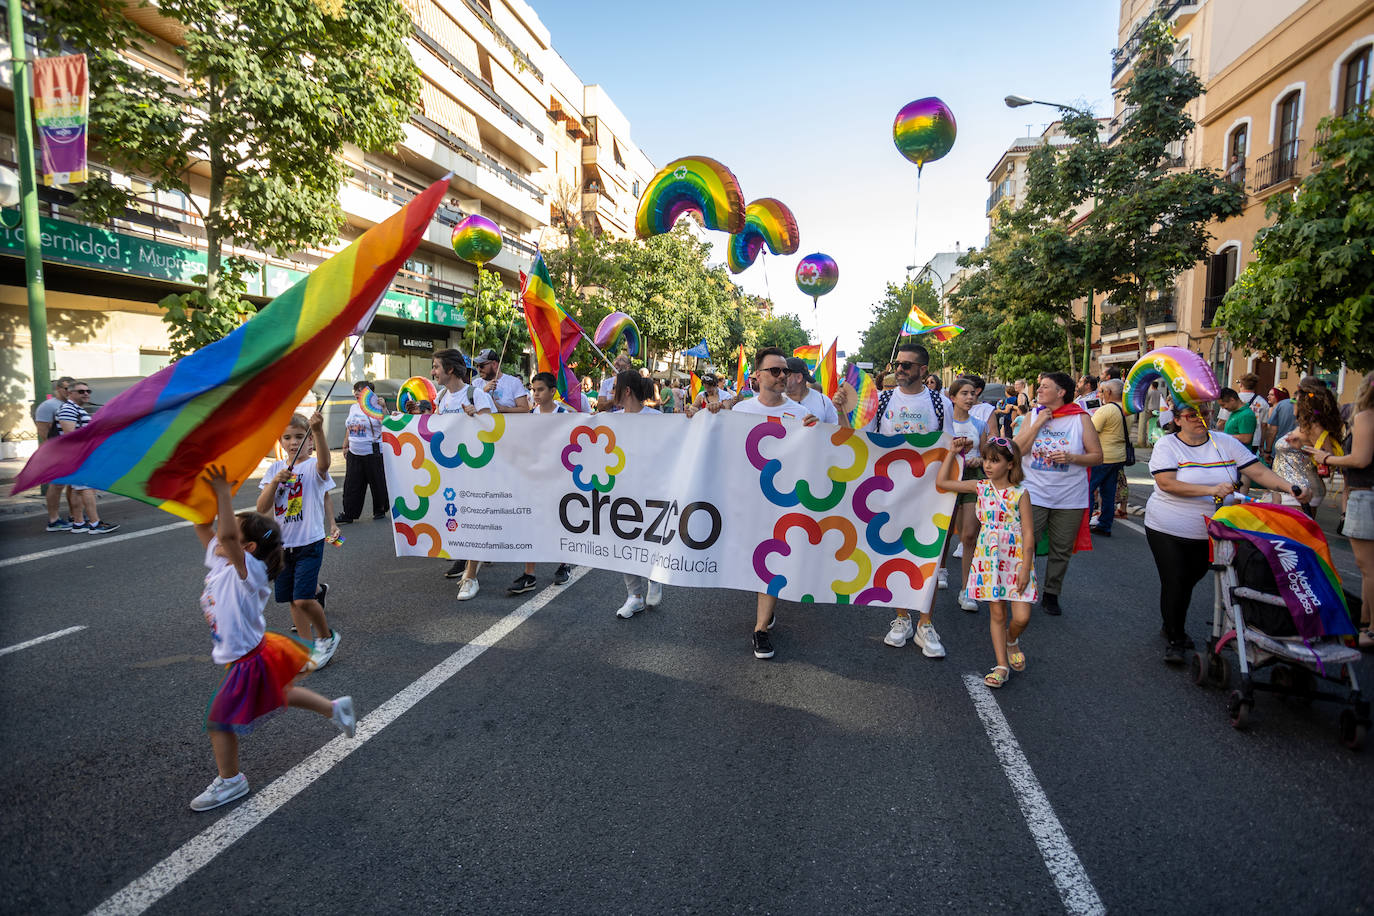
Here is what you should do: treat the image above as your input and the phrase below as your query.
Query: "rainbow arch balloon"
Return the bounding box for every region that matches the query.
[397,375,439,413]
[451,214,503,267]
[634,156,746,239]
[893,97,957,172]
[795,253,838,306]
[593,311,641,358]
[1124,346,1220,413]
[726,198,800,274]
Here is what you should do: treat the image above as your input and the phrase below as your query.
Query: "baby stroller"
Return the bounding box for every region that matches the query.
[1192,503,1369,749]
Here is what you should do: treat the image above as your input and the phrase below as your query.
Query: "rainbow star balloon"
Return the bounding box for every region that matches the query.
[1124,346,1220,412]
[635,156,746,238]
[397,376,438,413]
[726,198,800,274]
[795,253,838,306]
[593,311,641,358]
[893,98,957,172]
[451,214,503,267]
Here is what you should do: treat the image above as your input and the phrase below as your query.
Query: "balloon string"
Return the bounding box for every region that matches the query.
[761,251,772,306]
[911,170,922,275]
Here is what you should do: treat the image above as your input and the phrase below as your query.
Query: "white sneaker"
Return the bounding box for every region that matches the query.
[311,631,340,670]
[953,542,964,558]
[913,621,946,659]
[616,596,646,619]
[646,581,662,607]
[456,577,480,601]
[937,568,949,589]
[958,594,979,612]
[331,696,357,738]
[884,616,914,647]
[189,773,249,811]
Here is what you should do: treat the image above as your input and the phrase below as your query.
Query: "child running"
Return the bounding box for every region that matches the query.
[938,437,1038,688]
[191,465,356,812]
[256,411,341,669]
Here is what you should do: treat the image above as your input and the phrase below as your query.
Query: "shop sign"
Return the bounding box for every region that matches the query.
[400,336,433,351]
[0,216,206,284]
[429,301,468,328]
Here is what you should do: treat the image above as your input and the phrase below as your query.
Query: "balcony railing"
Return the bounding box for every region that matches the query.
[411,111,544,202]
[1224,160,1247,187]
[1112,4,1198,77]
[986,180,1013,214]
[1203,294,1225,328]
[458,0,542,80]
[1108,106,1138,144]
[1250,140,1301,192]
[1100,299,1175,336]
[346,169,538,258]
[412,26,543,144]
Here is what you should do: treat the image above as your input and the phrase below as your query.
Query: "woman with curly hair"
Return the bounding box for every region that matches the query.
[1272,383,1344,518]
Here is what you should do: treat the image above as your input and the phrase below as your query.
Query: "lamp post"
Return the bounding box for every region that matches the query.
[1004,94,1095,377]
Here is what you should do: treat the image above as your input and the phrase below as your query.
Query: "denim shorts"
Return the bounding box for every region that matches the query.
[1345,490,1374,541]
[275,538,325,603]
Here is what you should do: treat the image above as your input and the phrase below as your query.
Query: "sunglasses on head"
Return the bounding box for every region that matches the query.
[894,360,925,371]
[759,366,787,378]
[987,436,1013,449]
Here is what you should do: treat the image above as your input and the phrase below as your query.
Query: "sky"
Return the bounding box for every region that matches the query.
[535,0,1121,355]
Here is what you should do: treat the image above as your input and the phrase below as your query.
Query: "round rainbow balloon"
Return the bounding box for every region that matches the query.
[357,388,387,420]
[451,214,503,267]
[726,199,800,274]
[634,156,746,239]
[795,253,838,304]
[893,98,957,172]
[397,375,439,413]
[593,311,641,358]
[1124,347,1220,413]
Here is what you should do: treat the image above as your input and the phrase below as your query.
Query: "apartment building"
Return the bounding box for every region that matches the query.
[1098,0,1372,399]
[0,0,654,444]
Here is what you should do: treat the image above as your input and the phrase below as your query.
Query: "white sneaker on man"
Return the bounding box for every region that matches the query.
[457,577,480,601]
[937,568,949,589]
[884,616,914,647]
[616,596,646,619]
[913,621,946,658]
[645,581,662,607]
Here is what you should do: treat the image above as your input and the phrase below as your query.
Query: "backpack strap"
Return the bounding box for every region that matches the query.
[871,389,896,432]
[931,390,945,432]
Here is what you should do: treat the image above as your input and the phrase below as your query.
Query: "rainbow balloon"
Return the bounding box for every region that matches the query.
[397,375,438,413]
[593,311,641,358]
[451,214,503,267]
[1124,346,1220,413]
[795,253,838,305]
[726,198,800,274]
[357,388,387,420]
[635,156,746,238]
[893,98,957,172]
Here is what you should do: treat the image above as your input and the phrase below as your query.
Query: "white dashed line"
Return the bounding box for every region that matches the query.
[0,625,87,657]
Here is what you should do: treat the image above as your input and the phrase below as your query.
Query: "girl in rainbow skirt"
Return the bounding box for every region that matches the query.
[190,465,357,812]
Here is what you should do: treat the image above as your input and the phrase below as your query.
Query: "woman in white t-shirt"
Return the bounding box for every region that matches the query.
[1147,401,1310,663]
[608,370,665,619]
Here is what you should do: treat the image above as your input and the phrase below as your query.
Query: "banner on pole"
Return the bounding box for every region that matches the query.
[34,54,89,186]
[381,411,956,608]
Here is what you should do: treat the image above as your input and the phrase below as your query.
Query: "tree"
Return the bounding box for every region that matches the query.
[755,312,810,354]
[1217,110,1374,372]
[852,279,941,370]
[40,0,420,354]
[457,269,530,374]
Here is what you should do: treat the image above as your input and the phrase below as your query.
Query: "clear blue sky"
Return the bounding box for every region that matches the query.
[536,0,1120,354]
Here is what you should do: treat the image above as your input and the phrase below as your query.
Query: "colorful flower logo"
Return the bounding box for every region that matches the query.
[561,425,627,493]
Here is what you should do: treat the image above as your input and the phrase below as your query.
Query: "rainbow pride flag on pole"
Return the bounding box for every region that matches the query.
[735,344,747,394]
[844,363,879,429]
[815,339,838,398]
[689,371,703,403]
[1208,503,1353,640]
[520,253,586,412]
[792,344,820,372]
[900,303,964,342]
[12,178,449,523]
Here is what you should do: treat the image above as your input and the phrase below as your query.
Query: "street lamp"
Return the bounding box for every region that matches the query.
[1003,93,1096,376]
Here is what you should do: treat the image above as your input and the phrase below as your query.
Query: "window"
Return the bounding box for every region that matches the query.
[1203,246,1239,328]
[1277,91,1300,164]
[1343,45,1371,115]
[1226,125,1247,184]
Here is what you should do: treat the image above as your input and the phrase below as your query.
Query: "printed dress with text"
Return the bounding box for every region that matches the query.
[966,480,1039,603]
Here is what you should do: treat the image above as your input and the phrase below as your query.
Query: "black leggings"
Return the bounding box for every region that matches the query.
[1145,526,1211,644]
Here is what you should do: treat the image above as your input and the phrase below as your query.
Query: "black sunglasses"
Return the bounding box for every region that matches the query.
[73,388,92,394]
[759,366,787,378]
[894,360,925,371]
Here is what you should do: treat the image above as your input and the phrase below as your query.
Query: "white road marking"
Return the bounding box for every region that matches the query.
[963,674,1106,916]
[0,625,87,657]
[1116,518,1146,535]
[0,522,194,568]
[87,566,590,916]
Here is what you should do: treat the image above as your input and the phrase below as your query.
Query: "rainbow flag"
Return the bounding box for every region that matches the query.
[1208,503,1353,640]
[792,344,820,371]
[844,363,879,429]
[12,178,449,523]
[815,339,838,398]
[520,253,586,412]
[900,303,941,336]
[735,344,747,393]
[689,371,703,403]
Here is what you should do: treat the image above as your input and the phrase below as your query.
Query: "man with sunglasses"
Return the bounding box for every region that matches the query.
[55,383,120,534]
[874,343,957,659]
[783,357,838,425]
[35,376,77,531]
[732,347,816,658]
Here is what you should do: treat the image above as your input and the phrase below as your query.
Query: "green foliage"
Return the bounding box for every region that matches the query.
[457,268,530,373]
[990,313,1072,381]
[39,0,420,350]
[1217,110,1374,372]
[755,312,810,354]
[853,280,941,370]
[157,256,259,357]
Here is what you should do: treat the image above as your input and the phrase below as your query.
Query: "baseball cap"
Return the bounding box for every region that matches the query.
[474,348,498,365]
[701,372,719,385]
[784,357,814,383]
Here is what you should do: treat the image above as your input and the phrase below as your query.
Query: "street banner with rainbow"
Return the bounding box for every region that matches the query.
[34,54,89,186]
[381,410,956,609]
[12,178,450,523]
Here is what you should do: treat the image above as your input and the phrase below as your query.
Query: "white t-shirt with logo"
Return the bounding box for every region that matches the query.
[484,372,529,410]
[1146,432,1259,540]
[877,388,954,436]
[790,388,839,425]
[345,403,383,456]
[436,383,496,415]
[200,538,270,665]
[729,396,812,422]
[259,458,335,548]
[1022,409,1090,509]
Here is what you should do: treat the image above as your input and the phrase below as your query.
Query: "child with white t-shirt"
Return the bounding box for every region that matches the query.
[190,465,355,812]
[256,411,342,670]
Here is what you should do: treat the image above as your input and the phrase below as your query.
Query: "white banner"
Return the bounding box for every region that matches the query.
[381,411,956,609]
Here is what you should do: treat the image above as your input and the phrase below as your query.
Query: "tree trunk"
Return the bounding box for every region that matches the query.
[1065,324,1076,378]
[205,73,224,306]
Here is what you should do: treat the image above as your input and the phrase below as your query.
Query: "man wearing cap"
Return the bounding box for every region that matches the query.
[474,348,529,413]
[783,357,839,425]
[597,354,633,411]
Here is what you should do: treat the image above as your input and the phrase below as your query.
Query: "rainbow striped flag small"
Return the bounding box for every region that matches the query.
[844,363,879,429]
[735,344,747,393]
[689,371,703,403]
[793,344,820,371]
[815,339,838,398]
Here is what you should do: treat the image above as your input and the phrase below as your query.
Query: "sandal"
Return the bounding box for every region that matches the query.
[1007,639,1026,672]
[1358,630,1374,651]
[984,666,1010,688]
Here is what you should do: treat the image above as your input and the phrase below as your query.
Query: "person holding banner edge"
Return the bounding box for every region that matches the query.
[430,348,497,597]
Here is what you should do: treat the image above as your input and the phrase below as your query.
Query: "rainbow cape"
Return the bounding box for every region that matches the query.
[12,178,449,523]
[1208,503,1353,640]
[520,253,586,412]
[844,363,879,429]
[792,344,820,372]
[815,339,838,398]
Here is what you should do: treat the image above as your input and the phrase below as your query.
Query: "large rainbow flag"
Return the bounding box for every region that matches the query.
[520,253,586,412]
[1208,503,1353,640]
[844,363,879,429]
[13,178,449,524]
[815,339,838,398]
[792,344,820,372]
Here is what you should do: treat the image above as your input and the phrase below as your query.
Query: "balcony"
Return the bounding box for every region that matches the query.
[1107,106,1138,144]
[1112,5,1198,79]
[1224,159,1247,187]
[1249,141,1301,193]
[412,26,543,145]
[1100,298,1176,336]
[1203,294,1225,328]
[986,180,1014,215]
[457,0,542,80]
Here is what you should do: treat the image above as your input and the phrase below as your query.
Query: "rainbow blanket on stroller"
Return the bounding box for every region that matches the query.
[1208,503,1354,641]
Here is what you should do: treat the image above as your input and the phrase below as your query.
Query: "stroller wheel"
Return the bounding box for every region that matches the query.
[1209,655,1231,689]
[1338,708,1367,751]
[1189,652,1207,687]
[1227,690,1252,730]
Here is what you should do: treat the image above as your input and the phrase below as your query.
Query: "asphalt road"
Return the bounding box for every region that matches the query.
[2,494,1373,915]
